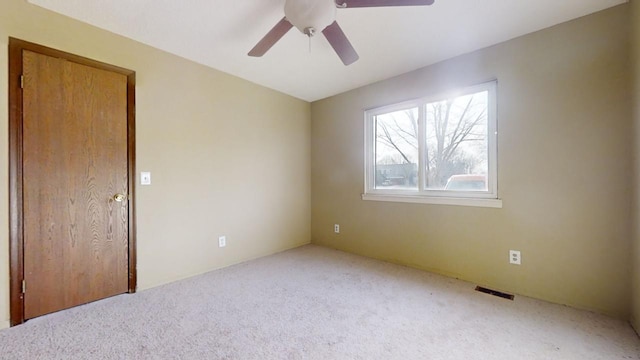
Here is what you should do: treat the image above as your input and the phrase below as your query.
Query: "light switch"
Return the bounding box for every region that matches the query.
[141,172,151,185]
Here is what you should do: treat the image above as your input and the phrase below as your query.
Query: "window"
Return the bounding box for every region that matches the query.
[363,81,500,208]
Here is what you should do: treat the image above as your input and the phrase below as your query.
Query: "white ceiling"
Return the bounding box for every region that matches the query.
[28,0,626,102]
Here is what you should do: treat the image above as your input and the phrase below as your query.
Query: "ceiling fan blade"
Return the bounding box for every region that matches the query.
[248,17,293,57]
[322,21,359,66]
[335,0,434,8]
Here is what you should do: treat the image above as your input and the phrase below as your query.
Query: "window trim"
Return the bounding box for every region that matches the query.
[363,81,501,208]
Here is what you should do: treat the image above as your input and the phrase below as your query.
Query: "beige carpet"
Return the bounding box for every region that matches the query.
[0,244,638,359]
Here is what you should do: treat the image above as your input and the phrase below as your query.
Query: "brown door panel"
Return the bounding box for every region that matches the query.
[22,50,129,319]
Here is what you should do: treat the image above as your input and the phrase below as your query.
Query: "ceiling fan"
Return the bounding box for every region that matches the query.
[248,0,436,66]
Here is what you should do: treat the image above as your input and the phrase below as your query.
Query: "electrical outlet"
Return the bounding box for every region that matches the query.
[334,224,340,234]
[218,236,226,248]
[509,250,521,265]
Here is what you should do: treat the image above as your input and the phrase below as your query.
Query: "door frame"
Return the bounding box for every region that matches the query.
[8,38,137,326]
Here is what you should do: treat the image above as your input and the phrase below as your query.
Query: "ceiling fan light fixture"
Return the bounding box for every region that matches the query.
[249,0,436,65]
[284,0,337,36]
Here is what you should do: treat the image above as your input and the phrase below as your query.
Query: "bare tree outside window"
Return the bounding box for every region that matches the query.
[375,108,419,190]
[374,90,489,191]
[365,81,498,205]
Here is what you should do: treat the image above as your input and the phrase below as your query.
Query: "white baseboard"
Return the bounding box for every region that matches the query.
[0,320,10,330]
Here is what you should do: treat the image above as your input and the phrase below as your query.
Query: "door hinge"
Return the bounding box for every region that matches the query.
[21,279,26,293]
[20,75,24,89]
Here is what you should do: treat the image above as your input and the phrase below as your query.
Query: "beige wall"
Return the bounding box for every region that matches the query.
[0,0,311,328]
[632,0,640,331]
[311,5,632,318]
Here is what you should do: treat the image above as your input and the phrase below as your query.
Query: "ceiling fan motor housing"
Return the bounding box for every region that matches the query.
[284,0,337,35]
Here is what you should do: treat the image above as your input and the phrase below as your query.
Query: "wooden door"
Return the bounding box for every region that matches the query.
[18,48,131,320]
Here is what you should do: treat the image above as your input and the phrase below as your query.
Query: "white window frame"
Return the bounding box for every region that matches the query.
[363,81,501,208]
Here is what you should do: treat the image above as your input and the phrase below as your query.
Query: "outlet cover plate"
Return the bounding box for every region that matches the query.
[509,250,521,265]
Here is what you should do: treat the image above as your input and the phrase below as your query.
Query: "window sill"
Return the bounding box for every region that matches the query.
[361,193,503,208]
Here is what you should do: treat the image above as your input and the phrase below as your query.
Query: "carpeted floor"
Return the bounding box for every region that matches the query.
[0,244,638,359]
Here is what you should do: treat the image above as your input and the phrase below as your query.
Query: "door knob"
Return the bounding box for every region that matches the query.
[113,193,127,202]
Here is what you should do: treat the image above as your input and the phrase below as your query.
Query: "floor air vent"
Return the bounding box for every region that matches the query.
[475,286,515,300]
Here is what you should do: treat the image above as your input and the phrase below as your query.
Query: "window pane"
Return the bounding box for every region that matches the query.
[425,91,488,191]
[375,108,419,190]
